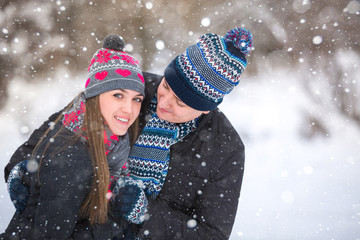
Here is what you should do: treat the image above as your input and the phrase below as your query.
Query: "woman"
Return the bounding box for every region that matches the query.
[1,34,147,240]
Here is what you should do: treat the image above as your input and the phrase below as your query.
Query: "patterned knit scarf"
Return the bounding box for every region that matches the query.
[62,93,130,176]
[128,96,200,198]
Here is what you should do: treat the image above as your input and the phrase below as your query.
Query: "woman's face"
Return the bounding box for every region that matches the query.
[99,89,143,136]
[156,78,209,123]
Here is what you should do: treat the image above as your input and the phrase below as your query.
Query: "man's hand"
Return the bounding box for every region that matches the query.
[7,160,31,214]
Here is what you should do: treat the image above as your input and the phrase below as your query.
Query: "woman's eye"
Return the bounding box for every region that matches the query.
[134,98,143,103]
[113,93,123,98]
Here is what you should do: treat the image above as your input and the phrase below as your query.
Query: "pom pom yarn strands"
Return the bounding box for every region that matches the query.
[224,27,253,56]
[102,34,125,51]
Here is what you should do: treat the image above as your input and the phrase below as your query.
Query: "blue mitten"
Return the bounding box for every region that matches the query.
[110,177,148,224]
[7,160,30,214]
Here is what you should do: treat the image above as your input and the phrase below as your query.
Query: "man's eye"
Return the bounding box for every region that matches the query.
[163,82,169,89]
[176,99,186,107]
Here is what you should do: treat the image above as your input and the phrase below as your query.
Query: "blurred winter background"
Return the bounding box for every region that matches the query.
[1,0,359,239]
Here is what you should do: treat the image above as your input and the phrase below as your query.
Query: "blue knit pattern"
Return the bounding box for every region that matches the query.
[224,27,253,56]
[112,176,148,224]
[164,27,253,111]
[128,97,199,198]
[179,32,248,102]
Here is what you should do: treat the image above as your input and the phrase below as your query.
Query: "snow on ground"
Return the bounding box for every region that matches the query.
[0,69,359,239]
[223,71,360,239]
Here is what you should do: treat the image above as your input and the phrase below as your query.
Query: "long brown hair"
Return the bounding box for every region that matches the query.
[80,95,109,224]
[33,93,140,225]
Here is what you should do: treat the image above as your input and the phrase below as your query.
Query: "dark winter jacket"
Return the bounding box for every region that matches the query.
[126,73,245,240]
[1,115,126,239]
[3,72,245,240]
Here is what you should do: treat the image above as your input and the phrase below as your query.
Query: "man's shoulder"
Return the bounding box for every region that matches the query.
[201,109,244,148]
[205,109,239,133]
[142,72,162,100]
[143,72,162,84]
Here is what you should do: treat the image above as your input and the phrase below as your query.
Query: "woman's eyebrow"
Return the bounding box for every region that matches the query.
[118,89,143,97]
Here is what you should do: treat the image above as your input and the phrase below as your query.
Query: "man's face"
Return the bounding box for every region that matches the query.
[156,77,209,123]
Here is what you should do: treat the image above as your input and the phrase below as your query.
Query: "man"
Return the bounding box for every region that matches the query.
[4,27,253,239]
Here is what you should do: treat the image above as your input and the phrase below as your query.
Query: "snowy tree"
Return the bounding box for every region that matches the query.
[1,0,359,134]
[265,0,360,133]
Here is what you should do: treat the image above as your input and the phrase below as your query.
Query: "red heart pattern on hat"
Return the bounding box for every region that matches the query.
[85,78,90,87]
[85,35,145,98]
[138,73,145,83]
[116,69,131,77]
[95,71,108,80]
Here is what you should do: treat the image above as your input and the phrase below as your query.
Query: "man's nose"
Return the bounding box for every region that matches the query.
[159,91,173,108]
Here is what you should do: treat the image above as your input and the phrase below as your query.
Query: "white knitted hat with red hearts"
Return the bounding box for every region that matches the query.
[84,35,145,99]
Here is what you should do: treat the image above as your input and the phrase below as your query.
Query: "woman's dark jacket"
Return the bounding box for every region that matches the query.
[1,111,126,239]
[3,72,245,240]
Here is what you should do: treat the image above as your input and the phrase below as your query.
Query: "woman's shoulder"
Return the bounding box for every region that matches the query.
[36,123,92,171]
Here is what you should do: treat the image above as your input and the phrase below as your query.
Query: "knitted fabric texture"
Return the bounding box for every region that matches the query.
[127,97,200,198]
[7,160,30,214]
[164,27,253,111]
[7,161,26,193]
[112,176,148,224]
[84,35,145,99]
[62,93,130,176]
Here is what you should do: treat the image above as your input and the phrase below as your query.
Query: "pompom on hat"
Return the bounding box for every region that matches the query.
[84,34,145,99]
[164,27,253,111]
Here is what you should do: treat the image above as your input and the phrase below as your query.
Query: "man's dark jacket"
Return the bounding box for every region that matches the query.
[3,72,245,240]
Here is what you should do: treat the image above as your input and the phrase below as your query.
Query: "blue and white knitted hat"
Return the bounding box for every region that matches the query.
[164,27,253,111]
[84,34,145,99]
